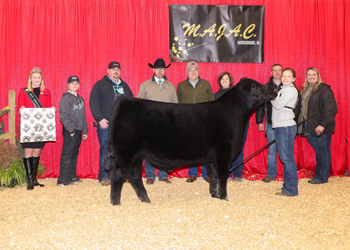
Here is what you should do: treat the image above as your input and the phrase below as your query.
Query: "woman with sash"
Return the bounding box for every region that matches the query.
[18,67,55,190]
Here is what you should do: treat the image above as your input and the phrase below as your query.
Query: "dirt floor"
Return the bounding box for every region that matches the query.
[1,176,349,249]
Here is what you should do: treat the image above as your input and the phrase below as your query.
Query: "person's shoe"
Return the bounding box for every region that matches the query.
[146,179,154,185]
[204,177,210,183]
[72,178,82,184]
[161,178,171,184]
[100,179,111,186]
[57,182,76,187]
[232,177,242,182]
[275,191,292,197]
[262,176,274,183]
[186,176,197,183]
[57,180,76,187]
[308,179,321,184]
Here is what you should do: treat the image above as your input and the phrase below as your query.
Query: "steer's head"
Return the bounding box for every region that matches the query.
[236,77,277,110]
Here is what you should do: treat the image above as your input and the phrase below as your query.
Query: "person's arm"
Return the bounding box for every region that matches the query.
[319,86,338,129]
[207,82,215,101]
[18,89,26,114]
[177,84,182,103]
[271,88,297,110]
[171,88,178,103]
[82,98,88,135]
[124,83,134,97]
[89,83,104,122]
[59,97,74,134]
[137,82,146,99]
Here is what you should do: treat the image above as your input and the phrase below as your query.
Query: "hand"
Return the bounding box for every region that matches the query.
[70,132,75,137]
[82,134,88,140]
[51,106,56,111]
[315,125,325,136]
[99,119,109,129]
[19,106,25,115]
[258,123,264,132]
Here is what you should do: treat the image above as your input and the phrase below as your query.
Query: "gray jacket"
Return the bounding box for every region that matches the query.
[59,92,88,134]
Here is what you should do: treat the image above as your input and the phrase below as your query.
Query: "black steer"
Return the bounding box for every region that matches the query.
[105,77,277,205]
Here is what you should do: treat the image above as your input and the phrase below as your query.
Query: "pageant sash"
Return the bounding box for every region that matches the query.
[23,88,43,108]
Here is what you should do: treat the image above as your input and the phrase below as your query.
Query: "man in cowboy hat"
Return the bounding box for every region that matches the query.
[177,61,214,183]
[137,58,178,185]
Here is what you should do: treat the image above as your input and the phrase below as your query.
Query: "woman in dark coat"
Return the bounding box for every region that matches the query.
[214,72,248,182]
[298,67,338,184]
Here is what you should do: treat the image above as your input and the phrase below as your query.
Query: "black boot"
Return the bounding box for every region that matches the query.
[32,157,44,187]
[23,157,34,190]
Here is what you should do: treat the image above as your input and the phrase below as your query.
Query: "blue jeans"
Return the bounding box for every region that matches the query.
[274,125,298,196]
[229,128,248,178]
[306,134,332,183]
[188,164,208,179]
[144,159,168,181]
[266,124,278,179]
[96,124,111,182]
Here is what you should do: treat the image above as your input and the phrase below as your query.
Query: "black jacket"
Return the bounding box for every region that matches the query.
[302,82,337,135]
[256,77,301,125]
[89,75,133,122]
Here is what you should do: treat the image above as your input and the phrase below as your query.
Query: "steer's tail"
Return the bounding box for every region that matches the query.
[104,142,115,171]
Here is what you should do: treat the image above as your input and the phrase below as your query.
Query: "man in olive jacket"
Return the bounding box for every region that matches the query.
[177,61,214,183]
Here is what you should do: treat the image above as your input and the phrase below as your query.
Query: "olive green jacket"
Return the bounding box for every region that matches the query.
[177,78,214,104]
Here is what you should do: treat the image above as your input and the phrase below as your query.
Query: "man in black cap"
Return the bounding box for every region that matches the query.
[89,61,133,186]
[137,58,178,185]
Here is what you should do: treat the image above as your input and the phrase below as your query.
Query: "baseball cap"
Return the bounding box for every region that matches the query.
[108,61,121,69]
[186,61,199,71]
[68,76,80,83]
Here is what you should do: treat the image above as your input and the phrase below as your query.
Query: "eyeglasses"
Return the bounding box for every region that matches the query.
[155,68,165,71]
[189,69,198,73]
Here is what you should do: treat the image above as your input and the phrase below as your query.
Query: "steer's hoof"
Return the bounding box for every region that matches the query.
[111,200,121,206]
[140,197,151,203]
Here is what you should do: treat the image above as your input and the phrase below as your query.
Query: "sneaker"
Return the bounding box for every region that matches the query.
[72,178,82,184]
[100,179,111,186]
[232,177,242,182]
[57,180,76,187]
[308,179,321,184]
[262,176,274,183]
[275,191,292,197]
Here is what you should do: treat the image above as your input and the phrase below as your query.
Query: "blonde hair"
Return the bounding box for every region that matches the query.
[300,67,323,95]
[67,82,80,92]
[27,71,45,91]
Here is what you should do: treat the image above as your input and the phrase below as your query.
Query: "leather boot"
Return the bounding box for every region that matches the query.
[23,157,34,190]
[32,156,44,187]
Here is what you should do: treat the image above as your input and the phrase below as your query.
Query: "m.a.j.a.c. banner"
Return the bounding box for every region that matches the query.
[169,5,265,63]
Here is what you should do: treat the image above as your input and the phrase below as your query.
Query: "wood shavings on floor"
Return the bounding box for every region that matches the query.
[1,176,349,249]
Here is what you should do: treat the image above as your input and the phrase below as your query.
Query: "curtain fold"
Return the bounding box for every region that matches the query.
[0,0,348,179]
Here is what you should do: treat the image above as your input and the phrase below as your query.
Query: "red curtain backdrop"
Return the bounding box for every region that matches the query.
[0,0,348,180]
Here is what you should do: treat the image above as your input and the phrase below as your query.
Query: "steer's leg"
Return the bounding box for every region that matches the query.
[110,165,126,205]
[206,162,219,198]
[128,155,151,203]
[217,160,229,200]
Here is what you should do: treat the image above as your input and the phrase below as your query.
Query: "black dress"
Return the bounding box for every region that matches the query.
[21,87,46,149]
